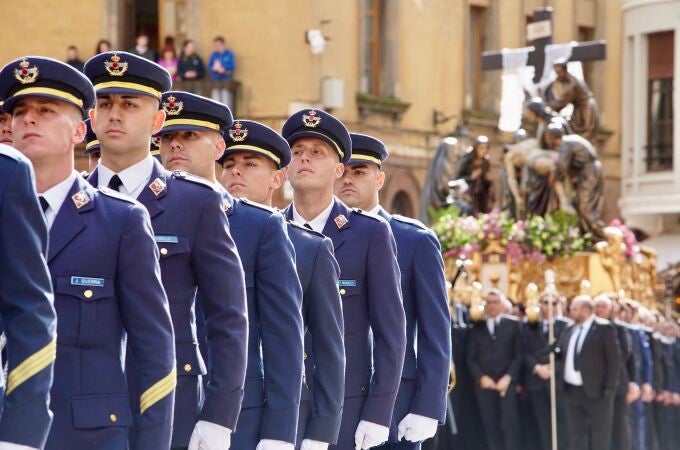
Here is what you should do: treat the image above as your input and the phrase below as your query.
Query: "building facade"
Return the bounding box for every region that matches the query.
[0,0,623,221]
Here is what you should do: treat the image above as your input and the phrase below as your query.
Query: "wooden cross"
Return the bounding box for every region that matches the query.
[482,8,606,83]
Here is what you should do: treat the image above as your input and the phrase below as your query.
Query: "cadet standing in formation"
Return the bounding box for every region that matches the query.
[333,133,451,449]
[218,119,345,450]
[0,56,177,449]
[154,91,305,450]
[281,109,407,450]
[83,52,248,450]
[0,52,453,450]
[0,144,56,449]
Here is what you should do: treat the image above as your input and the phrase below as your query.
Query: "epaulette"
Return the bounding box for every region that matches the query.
[392,214,428,230]
[239,197,278,214]
[288,220,325,238]
[99,187,137,204]
[171,170,216,190]
[352,208,386,223]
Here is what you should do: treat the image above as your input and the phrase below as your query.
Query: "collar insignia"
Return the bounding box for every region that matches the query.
[148,178,166,196]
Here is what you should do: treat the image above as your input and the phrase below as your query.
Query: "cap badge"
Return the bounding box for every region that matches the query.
[104,53,129,77]
[162,95,183,116]
[334,214,348,229]
[228,122,248,142]
[71,191,90,209]
[14,59,39,84]
[148,178,166,196]
[302,109,321,128]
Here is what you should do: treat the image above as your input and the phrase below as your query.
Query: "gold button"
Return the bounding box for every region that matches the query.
[83,290,93,299]
[304,352,308,361]
[109,413,117,423]
[160,248,168,256]
[184,363,192,373]
[340,288,346,295]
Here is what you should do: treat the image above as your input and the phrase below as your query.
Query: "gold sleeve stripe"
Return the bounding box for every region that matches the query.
[140,368,177,414]
[5,339,56,396]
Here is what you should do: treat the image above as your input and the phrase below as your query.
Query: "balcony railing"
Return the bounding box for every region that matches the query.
[172,79,241,116]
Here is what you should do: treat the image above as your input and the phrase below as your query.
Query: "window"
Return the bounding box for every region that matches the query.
[646,31,674,172]
[578,26,595,86]
[361,0,383,96]
[468,6,487,110]
[360,0,399,98]
[391,191,414,217]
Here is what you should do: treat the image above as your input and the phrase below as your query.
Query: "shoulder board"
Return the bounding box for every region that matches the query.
[171,170,216,190]
[239,197,278,214]
[98,187,137,204]
[352,208,386,222]
[392,214,428,230]
[288,220,325,238]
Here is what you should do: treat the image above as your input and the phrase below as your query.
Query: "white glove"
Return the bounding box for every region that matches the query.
[354,420,389,450]
[300,439,329,450]
[0,443,37,450]
[188,420,232,450]
[255,439,294,450]
[397,413,438,442]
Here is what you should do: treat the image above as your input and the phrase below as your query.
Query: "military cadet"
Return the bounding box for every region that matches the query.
[281,109,406,450]
[218,118,345,450]
[332,133,450,449]
[0,140,56,450]
[154,91,306,450]
[0,103,12,145]
[83,118,101,173]
[83,53,248,450]
[0,56,176,449]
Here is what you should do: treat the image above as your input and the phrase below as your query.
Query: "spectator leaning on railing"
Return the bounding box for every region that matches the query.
[178,39,206,81]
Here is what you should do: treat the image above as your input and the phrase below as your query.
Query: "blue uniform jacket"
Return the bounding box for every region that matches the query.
[89,160,248,447]
[284,199,406,432]
[286,221,345,445]
[214,190,304,446]
[45,175,175,450]
[376,207,451,441]
[0,148,56,449]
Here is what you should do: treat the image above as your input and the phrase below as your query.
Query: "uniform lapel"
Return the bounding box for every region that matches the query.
[48,176,94,262]
[321,198,351,252]
[135,159,167,219]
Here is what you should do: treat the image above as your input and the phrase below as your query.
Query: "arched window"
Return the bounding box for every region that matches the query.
[390,191,414,217]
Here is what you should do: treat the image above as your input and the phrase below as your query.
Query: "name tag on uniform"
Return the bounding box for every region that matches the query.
[70,276,105,287]
[338,279,357,287]
[154,235,179,244]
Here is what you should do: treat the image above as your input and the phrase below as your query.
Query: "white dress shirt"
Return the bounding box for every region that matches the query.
[367,205,381,215]
[486,316,500,336]
[38,171,77,232]
[97,155,155,199]
[563,314,595,386]
[292,199,334,233]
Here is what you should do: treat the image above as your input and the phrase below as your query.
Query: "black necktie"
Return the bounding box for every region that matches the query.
[108,174,123,192]
[304,223,313,230]
[39,196,49,213]
[572,326,583,370]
